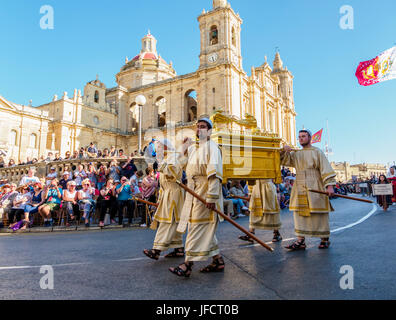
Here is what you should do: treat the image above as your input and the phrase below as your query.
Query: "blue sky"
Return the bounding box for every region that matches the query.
[1,0,395,166]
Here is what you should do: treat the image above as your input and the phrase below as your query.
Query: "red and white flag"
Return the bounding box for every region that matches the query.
[355,46,396,86]
[311,129,323,144]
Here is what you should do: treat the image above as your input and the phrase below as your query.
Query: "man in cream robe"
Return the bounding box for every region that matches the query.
[143,139,185,260]
[169,117,225,277]
[281,129,336,250]
[239,179,282,243]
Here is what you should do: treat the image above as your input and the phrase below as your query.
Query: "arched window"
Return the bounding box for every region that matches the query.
[155,97,167,128]
[9,130,17,146]
[185,90,197,122]
[94,90,99,103]
[268,111,273,132]
[231,27,236,46]
[29,133,37,148]
[210,25,218,45]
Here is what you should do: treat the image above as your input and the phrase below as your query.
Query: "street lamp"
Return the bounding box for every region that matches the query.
[135,95,147,155]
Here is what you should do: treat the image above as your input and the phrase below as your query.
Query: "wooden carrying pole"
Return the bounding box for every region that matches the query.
[133,197,159,208]
[308,189,374,204]
[230,194,251,202]
[176,180,274,252]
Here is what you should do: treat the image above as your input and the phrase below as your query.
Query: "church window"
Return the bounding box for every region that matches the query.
[9,130,17,146]
[232,27,236,46]
[210,26,218,45]
[29,133,37,148]
[94,90,99,103]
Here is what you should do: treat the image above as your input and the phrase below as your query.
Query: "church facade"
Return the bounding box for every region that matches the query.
[0,0,296,163]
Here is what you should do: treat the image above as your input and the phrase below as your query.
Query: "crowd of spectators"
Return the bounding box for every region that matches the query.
[0,143,144,169]
[0,156,159,230]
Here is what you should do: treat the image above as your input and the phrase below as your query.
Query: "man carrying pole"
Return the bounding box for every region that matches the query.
[169,116,225,277]
[143,139,185,260]
[281,129,336,250]
[238,179,282,243]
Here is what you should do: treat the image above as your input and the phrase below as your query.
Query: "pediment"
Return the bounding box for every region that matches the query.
[0,95,18,111]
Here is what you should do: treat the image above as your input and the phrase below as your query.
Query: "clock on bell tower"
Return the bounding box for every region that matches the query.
[198,0,243,70]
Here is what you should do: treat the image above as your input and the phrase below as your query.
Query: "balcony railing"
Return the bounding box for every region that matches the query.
[0,157,149,184]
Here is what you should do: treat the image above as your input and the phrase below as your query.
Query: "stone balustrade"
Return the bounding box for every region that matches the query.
[0,157,149,184]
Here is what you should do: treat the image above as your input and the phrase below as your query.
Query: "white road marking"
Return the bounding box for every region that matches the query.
[0,203,380,270]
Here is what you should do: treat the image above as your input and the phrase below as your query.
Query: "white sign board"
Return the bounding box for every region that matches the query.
[372,184,393,196]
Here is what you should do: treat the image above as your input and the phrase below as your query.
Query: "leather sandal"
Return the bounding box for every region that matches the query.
[200,257,225,273]
[272,231,282,243]
[318,241,330,249]
[169,262,193,278]
[143,249,161,260]
[285,240,306,251]
[165,248,185,258]
[239,232,255,243]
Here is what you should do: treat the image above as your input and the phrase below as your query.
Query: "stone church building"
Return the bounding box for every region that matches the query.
[0,0,296,162]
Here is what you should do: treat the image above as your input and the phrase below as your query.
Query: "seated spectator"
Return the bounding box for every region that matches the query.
[53,153,62,161]
[0,183,18,228]
[45,167,58,186]
[222,184,235,219]
[97,149,103,158]
[25,157,33,165]
[130,170,144,190]
[0,156,5,168]
[102,148,110,158]
[109,146,118,158]
[59,171,72,190]
[122,156,137,179]
[71,150,79,159]
[97,165,108,191]
[8,159,16,167]
[115,176,135,226]
[64,151,72,160]
[45,152,54,162]
[78,147,86,159]
[38,179,63,227]
[98,179,117,227]
[230,180,249,215]
[87,163,98,188]
[108,160,121,183]
[77,179,97,227]
[118,149,127,159]
[142,167,158,204]
[31,158,38,164]
[74,164,87,190]
[23,182,44,229]
[62,180,79,225]
[19,168,40,187]
[87,142,98,158]
[9,185,32,229]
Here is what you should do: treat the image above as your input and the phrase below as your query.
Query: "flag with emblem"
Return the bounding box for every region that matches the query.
[311,129,323,144]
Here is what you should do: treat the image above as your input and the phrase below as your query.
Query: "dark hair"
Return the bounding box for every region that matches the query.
[299,130,311,137]
[136,170,144,177]
[378,175,388,183]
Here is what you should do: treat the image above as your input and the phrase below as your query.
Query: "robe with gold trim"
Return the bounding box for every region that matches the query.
[151,153,184,251]
[249,179,281,230]
[280,146,336,238]
[177,139,223,262]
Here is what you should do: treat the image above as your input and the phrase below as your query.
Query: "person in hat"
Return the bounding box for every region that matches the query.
[143,138,185,260]
[59,171,72,190]
[280,129,336,251]
[46,167,58,186]
[0,183,18,228]
[62,180,79,225]
[169,116,224,277]
[87,142,98,158]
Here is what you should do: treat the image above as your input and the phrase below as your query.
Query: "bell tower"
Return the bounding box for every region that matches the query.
[198,0,243,70]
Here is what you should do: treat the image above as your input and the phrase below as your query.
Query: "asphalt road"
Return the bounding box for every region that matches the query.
[0,194,395,300]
